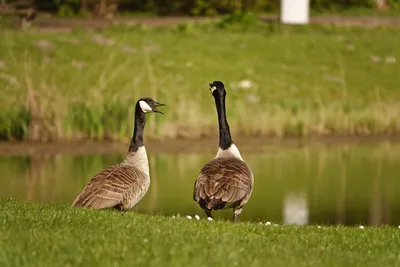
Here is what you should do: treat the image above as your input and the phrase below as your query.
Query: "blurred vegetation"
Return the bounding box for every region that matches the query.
[1,0,400,17]
[0,19,399,141]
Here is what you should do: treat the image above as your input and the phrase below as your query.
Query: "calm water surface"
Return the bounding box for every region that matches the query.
[1,142,399,226]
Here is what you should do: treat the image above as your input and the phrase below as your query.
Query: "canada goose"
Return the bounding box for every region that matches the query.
[193,81,254,221]
[72,97,165,211]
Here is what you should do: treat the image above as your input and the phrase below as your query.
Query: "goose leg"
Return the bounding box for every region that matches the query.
[232,207,242,221]
[205,209,213,218]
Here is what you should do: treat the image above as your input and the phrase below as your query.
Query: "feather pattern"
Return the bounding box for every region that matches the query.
[193,157,253,210]
[72,161,150,210]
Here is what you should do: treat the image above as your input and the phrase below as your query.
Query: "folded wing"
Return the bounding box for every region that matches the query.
[194,157,253,209]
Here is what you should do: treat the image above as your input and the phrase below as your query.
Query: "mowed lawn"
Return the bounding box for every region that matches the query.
[0,24,400,140]
[0,199,399,267]
[1,24,400,140]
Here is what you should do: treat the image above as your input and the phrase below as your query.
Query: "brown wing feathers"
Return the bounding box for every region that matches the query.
[194,157,252,210]
[72,164,146,209]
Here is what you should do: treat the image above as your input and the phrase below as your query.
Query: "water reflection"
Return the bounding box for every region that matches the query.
[0,142,399,225]
[284,193,309,225]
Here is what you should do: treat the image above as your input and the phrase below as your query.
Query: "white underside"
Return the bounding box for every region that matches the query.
[215,144,244,161]
[123,146,150,176]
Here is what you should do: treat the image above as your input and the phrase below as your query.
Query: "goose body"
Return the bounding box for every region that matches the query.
[193,81,254,220]
[72,98,165,211]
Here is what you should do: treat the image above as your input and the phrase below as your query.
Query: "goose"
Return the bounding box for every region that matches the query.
[193,81,254,221]
[72,97,165,211]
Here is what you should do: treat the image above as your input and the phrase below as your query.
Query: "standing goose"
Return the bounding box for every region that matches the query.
[193,81,254,221]
[72,97,165,211]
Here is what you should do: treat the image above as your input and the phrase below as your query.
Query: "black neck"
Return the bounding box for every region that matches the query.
[214,93,232,150]
[128,103,146,152]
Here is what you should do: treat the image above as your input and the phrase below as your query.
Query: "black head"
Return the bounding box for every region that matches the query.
[137,97,166,114]
[209,81,226,97]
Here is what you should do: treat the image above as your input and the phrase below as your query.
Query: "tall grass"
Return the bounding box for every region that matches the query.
[0,23,399,141]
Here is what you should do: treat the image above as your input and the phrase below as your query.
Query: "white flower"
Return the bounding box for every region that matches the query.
[265,221,271,226]
[398,225,400,229]
[359,225,364,229]
[172,215,176,219]
[194,214,200,220]
[238,79,253,89]
[186,215,192,220]
[207,217,213,221]
[259,222,263,225]
[385,56,396,64]
[317,226,321,229]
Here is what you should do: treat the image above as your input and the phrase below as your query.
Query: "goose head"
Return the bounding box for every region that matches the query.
[138,97,166,114]
[209,81,226,97]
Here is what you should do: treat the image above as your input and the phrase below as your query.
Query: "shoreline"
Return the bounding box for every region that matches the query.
[1,135,399,156]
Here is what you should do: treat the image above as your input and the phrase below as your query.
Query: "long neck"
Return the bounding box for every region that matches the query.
[214,93,232,150]
[128,104,146,152]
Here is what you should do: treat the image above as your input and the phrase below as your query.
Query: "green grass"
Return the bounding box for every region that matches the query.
[0,22,400,141]
[0,199,399,267]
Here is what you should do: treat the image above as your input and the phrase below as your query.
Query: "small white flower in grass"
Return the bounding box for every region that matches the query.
[317,226,321,229]
[195,214,200,220]
[172,215,176,219]
[186,215,192,220]
[259,222,263,225]
[359,225,365,229]
[143,239,148,243]
[385,56,396,64]
[207,217,213,221]
[398,225,400,229]
[238,79,253,89]
[265,221,271,226]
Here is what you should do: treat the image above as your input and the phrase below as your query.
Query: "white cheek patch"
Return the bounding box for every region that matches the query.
[139,100,153,113]
[210,86,217,93]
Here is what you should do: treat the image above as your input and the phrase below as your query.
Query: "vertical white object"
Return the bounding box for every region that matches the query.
[283,192,309,225]
[280,0,310,25]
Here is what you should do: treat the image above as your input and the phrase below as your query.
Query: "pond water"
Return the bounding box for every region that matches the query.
[1,141,399,226]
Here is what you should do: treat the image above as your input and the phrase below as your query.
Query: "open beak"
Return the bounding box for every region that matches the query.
[153,102,166,114]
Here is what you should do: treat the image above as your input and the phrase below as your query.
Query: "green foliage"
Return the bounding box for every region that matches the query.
[57,5,77,17]
[217,11,261,29]
[8,0,397,16]
[388,0,400,10]
[0,108,29,140]
[311,0,375,11]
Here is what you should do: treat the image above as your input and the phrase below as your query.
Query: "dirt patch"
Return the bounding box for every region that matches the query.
[1,136,399,156]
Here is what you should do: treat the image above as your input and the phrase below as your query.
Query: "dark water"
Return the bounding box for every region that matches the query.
[1,142,399,226]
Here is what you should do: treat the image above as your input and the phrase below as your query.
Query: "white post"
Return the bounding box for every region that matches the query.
[280,0,310,25]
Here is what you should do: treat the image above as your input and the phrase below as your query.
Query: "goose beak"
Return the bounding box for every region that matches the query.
[153,102,166,114]
[209,83,213,89]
